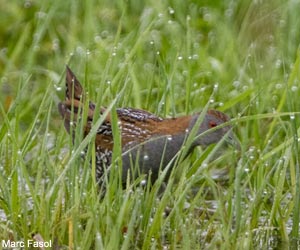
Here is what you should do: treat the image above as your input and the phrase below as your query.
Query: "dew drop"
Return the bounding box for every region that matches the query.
[52,39,59,51]
[291,85,298,92]
[76,46,84,55]
[225,8,233,17]
[55,85,62,91]
[101,30,109,38]
[192,54,199,60]
[143,155,149,161]
[96,233,102,240]
[275,59,282,68]
[36,11,47,19]
[24,1,32,8]
[178,56,183,60]
[290,114,295,120]
[233,80,240,88]
[203,13,211,22]
[94,35,101,43]
[201,163,208,168]
[168,7,175,14]
[243,86,249,91]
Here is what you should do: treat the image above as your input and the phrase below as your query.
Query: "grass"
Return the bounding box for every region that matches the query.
[0,0,300,249]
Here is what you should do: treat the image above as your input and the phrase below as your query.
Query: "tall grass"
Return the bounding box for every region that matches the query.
[0,0,300,249]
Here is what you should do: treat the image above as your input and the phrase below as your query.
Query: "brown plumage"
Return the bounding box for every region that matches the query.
[58,66,237,185]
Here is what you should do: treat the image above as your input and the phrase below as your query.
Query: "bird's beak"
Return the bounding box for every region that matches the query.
[225,130,241,151]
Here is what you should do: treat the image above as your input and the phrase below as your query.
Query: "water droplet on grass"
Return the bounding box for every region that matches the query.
[192,54,199,60]
[94,35,101,43]
[168,7,175,14]
[55,85,62,91]
[275,59,282,68]
[233,80,240,88]
[24,1,32,8]
[291,85,298,92]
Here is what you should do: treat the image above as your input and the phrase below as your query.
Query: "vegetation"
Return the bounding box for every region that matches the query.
[0,0,300,249]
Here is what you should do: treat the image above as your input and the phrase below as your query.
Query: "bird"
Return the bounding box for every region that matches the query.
[58,66,237,186]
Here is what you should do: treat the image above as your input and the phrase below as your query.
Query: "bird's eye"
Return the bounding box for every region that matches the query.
[209,121,217,128]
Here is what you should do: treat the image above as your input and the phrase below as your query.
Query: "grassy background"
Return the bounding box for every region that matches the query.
[0,0,300,249]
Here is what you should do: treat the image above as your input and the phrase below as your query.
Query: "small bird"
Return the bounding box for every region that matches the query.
[58,66,237,186]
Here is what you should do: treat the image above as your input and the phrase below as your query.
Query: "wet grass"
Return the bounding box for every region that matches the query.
[0,0,300,249]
